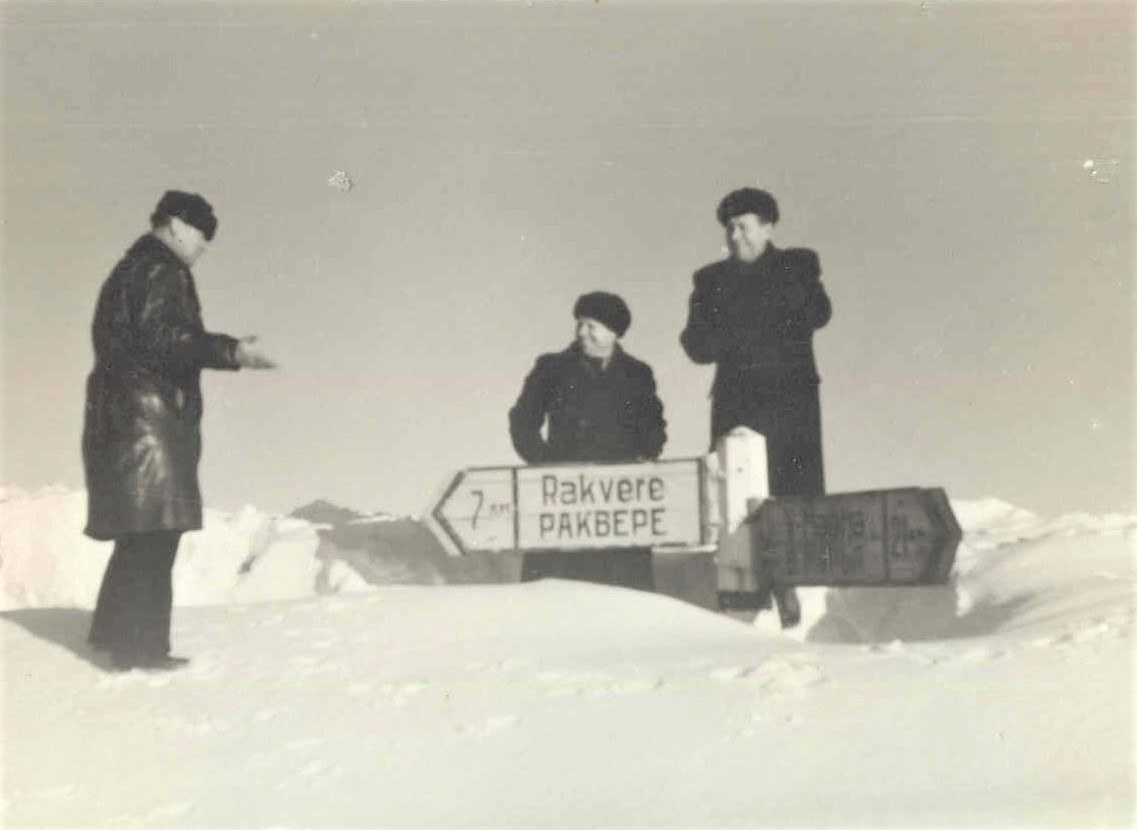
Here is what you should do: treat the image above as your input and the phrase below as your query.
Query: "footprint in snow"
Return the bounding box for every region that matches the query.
[286,654,338,677]
[710,665,760,683]
[946,646,1006,665]
[344,679,427,705]
[300,759,343,778]
[1032,618,1130,651]
[457,715,518,737]
[1031,633,1069,649]
[537,670,609,697]
[155,714,232,738]
[736,711,802,737]
[272,759,345,792]
[467,658,525,673]
[536,670,663,697]
[860,642,942,667]
[377,680,428,706]
[1073,618,1130,642]
[711,658,826,691]
[252,706,291,723]
[597,677,664,696]
[284,737,323,752]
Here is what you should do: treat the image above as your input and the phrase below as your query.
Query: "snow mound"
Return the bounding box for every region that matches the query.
[953,496,1134,550]
[0,487,370,611]
[952,496,1040,534]
[2,569,1133,827]
[802,498,1136,645]
[3,487,1134,655]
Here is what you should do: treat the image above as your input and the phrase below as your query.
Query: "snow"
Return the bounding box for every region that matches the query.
[1,485,1134,827]
[0,488,372,612]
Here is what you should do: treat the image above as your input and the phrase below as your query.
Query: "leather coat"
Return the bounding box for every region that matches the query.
[82,234,240,540]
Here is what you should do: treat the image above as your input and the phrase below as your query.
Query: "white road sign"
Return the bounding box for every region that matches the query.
[432,459,708,554]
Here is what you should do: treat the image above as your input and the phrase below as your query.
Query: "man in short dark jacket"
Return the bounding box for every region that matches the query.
[509,291,667,588]
[510,292,666,465]
[680,188,832,626]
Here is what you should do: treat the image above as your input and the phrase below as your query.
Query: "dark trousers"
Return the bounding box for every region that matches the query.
[89,530,182,659]
[520,548,655,592]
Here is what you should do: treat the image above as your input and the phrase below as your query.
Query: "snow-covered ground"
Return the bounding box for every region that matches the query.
[1,486,1134,827]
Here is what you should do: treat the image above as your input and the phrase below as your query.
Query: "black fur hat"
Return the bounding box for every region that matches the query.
[151,190,218,241]
[573,291,631,338]
[716,187,779,227]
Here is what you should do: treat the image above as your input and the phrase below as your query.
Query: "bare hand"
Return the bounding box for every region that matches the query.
[235,336,277,369]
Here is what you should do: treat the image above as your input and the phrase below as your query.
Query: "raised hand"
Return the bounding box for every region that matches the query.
[235,335,277,369]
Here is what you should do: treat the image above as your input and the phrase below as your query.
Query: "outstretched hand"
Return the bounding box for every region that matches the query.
[235,336,277,369]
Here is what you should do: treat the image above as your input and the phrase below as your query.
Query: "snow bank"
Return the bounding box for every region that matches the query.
[3,486,1134,651]
[803,498,1137,645]
[954,496,1135,550]
[0,486,370,611]
[3,544,1133,827]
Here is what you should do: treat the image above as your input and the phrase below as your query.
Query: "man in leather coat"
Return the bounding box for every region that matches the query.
[680,188,833,627]
[83,191,276,671]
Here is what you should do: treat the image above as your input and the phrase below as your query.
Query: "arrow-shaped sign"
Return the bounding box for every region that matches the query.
[432,468,518,554]
[752,487,962,587]
[432,459,709,555]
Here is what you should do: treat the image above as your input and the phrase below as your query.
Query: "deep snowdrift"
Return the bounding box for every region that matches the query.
[1,486,1134,827]
[0,486,373,611]
[3,486,1131,643]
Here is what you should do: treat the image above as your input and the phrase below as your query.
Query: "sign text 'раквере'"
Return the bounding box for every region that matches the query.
[431,459,707,554]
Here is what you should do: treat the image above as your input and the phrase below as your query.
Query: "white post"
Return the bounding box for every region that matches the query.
[713,427,769,593]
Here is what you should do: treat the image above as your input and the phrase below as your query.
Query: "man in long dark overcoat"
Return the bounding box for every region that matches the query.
[83,190,275,671]
[680,187,833,627]
[509,291,667,589]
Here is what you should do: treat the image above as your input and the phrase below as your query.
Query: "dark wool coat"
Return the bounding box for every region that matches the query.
[680,244,832,496]
[82,235,240,541]
[509,342,667,464]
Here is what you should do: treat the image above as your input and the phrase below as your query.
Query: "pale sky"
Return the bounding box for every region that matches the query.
[2,1,1133,519]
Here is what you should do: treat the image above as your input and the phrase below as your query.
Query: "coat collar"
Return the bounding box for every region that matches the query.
[131,233,190,270]
[566,340,627,375]
[734,242,779,273]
